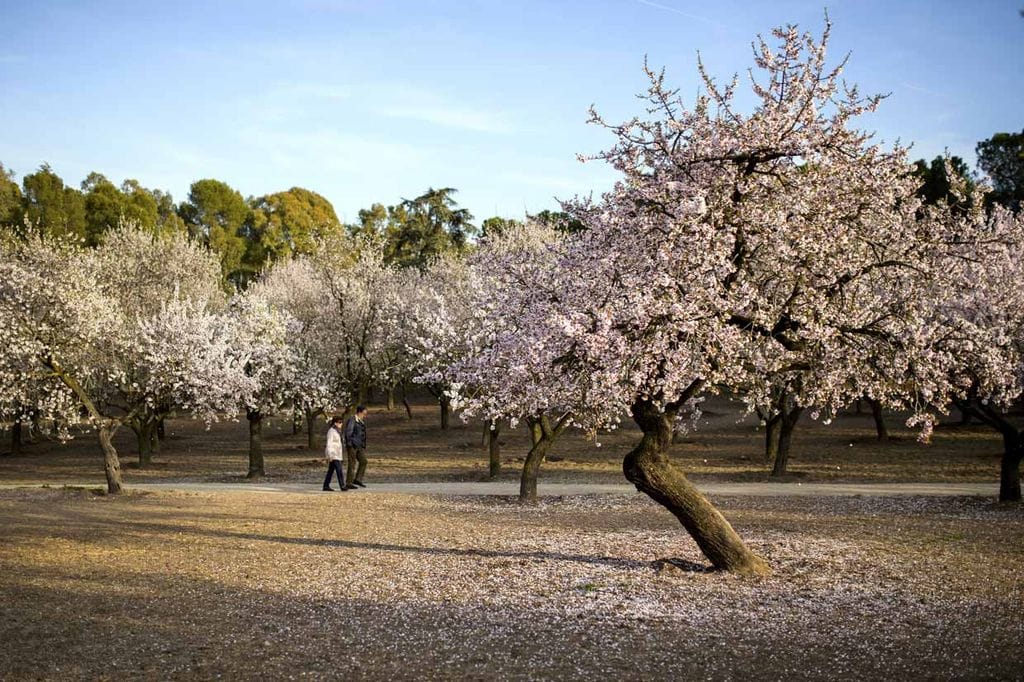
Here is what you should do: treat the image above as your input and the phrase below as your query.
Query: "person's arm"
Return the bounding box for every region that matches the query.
[344,417,355,446]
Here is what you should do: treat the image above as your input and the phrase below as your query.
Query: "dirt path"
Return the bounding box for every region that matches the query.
[1,480,999,497]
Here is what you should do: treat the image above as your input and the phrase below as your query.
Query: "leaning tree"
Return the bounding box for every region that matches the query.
[477,21,964,574]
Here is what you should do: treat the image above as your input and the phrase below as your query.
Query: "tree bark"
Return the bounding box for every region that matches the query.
[11,421,22,456]
[999,430,1022,502]
[519,431,552,502]
[770,405,803,477]
[247,409,264,478]
[763,414,781,465]
[386,386,396,412]
[98,420,123,495]
[156,417,166,441]
[866,397,888,441]
[132,420,154,467]
[304,407,321,450]
[439,396,451,430]
[292,407,301,435]
[488,419,502,479]
[625,397,770,575]
[400,383,413,420]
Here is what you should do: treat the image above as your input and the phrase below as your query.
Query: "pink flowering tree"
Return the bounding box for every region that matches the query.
[453,22,964,573]
[921,200,1024,501]
[441,221,578,498]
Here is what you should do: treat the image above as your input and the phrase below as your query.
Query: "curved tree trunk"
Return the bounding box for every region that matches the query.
[247,409,264,478]
[866,397,888,441]
[400,383,413,420]
[519,414,570,503]
[98,420,123,495]
[625,398,770,575]
[488,419,502,479]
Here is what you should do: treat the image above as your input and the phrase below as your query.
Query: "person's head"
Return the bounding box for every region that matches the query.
[330,415,344,428]
[355,405,367,418]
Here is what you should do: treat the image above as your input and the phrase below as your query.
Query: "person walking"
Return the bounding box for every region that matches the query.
[322,416,347,491]
[344,405,368,489]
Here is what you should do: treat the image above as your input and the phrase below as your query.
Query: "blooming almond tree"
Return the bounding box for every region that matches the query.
[89,223,229,465]
[922,200,1024,501]
[251,256,340,449]
[226,292,300,478]
[442,221,578,500]
[494,21,961,574]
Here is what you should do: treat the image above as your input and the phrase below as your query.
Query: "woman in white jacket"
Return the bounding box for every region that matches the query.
[322,416,347,491]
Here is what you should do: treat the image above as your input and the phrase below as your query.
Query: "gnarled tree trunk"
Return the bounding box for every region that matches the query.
[625,397,769,575]
[400,383,413,420]
[304,406,321,450]
[247,409,264,478]
[98,420,123,495]
[763,414,781,465]
[439,395,451,430]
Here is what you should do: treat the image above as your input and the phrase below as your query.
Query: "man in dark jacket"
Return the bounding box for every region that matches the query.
[344,405,368,488]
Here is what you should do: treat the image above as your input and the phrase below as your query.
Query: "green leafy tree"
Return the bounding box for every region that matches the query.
[976,129,1024,209]
[480,216,524,239]
[21,164,86,240]
[911,155,976,214]
[0,163,22,229]
[387,187,475,268]
[245,187,342,268]
[528,209,586,234]
[179,179,250,283]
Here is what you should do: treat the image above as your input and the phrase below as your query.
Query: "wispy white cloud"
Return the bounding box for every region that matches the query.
[374,87,516,134]
[898,81,948,98]
[632,0,724,29]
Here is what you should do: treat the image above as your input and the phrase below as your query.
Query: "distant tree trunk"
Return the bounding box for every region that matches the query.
[98,420,124,495]
[960,406,972,425]
[132,420,154,467]
[292,407,301,435]
[854,398,863,415]
[304,407,321,450]
[625,393,770,575]
[11,421,22,456]
[865,397,888,441]
[488,419,502,479]
[386,386,396,411]
[770,405,803,477]
[156,417,166,441]
[957,399,1022,503]
[763,414,781,465]
[365,385,375,404]
[439,395,451,430]
[400,383,413,420]
[247,409,264,478]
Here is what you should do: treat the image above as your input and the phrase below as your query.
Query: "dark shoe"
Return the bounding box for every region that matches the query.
[322,487,334,491]
[344,484,358,490]
[338,487,348,492]
[353,480,367,488]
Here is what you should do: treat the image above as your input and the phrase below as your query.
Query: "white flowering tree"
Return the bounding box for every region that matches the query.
[251,257,339,449]
[441,221,575,498]
[226,292,300,478]
[89,224,230,465]
[450,23,966,574]
[920,201,1024,501]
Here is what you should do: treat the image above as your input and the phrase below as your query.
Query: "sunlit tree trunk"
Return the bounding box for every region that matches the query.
[865,397,888,441]
[624,395,769,575]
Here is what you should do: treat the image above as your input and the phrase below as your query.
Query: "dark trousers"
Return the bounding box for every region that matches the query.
[323,459,345,489]
[346,447,367,483]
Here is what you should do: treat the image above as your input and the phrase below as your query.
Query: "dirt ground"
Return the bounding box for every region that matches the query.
[0,487,1021,680]
[1,395,1021,680]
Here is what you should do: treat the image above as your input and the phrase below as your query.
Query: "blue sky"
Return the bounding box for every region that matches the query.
[1,0,1021,224]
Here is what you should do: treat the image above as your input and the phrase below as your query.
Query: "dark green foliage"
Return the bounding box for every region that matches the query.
[911,155,976,214]
[21,164,87,240]
[976,129,1024,210]
[179,179,250,283]
[245,187,342,269]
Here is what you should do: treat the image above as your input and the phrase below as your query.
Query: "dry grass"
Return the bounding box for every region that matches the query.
[0,488,1021,680]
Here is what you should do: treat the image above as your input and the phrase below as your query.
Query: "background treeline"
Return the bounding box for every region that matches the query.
[0,164,586,282]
